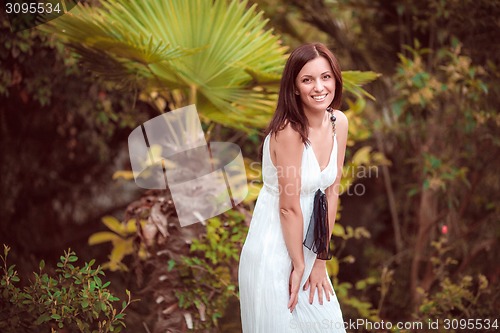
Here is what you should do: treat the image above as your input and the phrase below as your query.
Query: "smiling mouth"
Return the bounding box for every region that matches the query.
[312,94,327,101]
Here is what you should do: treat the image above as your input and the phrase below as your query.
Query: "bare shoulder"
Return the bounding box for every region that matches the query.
[270,123,304,167]
[333,109,348,128]
[272,122,302,147]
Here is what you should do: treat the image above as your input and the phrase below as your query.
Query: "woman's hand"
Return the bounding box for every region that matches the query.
[303,260,333,305]
[288,264,304,313]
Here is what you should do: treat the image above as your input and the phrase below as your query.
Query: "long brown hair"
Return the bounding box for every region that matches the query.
[264,43,342,144]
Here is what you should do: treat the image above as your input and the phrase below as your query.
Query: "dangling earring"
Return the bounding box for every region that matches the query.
[326,106,336,135]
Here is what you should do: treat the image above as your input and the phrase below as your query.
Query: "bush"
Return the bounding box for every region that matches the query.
[0,245,136,333]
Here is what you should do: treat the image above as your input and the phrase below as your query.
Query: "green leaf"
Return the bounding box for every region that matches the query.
[51,314,61,320]
[94,275,103,287]
[343,70,380,100]
[355,280,366,290]
[39,260,45,270]
[35,313,51,325]
[167,259,176,272]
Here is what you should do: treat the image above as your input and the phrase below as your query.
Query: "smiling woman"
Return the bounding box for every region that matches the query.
[238,43,348,333]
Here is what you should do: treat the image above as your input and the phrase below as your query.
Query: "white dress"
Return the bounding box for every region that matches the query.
[239,133,346,333]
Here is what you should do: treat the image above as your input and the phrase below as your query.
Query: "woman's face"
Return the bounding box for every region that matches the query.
[295,56,335,114]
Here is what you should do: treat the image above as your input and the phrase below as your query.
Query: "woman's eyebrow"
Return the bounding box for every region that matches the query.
[300,71,332,78]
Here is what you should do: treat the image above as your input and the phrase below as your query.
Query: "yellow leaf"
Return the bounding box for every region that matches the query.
[371,152,392,166]
[88,232,121,246]
[124,219,138,234]
[332,224,345,237]
[326,257,339,277]
[112,170,135,180]
[102,216,126,236]
[108,238,134,270]
[352,146,372,166]
[244,182,262,203]
[138,245,149,260]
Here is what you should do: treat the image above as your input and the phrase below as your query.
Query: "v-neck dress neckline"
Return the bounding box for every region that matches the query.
[307,133,337,174]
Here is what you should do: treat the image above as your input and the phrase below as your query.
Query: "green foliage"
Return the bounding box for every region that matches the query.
[343,70,380,101]
[328,224,380,323]
[39,0,378,133]
[0,245,136,333]
[40,0,289,132]
[174,210,247,329]
[415,237,494,332]
[388,37,500,317]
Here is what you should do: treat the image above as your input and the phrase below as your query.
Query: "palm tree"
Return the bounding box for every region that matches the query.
[40,0,377,132]
[40,0,288,132]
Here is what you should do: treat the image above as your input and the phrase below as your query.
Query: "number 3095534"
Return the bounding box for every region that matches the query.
[5,2,62,14]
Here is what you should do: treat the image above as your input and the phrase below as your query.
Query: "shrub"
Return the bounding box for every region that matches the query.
[0,245,136,333]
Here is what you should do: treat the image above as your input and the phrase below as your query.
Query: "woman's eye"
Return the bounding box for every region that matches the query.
[323,74,331,79]
[302,78,311,83]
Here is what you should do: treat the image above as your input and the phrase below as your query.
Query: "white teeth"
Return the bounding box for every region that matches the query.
[312,94,327,101]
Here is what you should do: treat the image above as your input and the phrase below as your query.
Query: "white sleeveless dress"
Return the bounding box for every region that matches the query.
[239,133,346,333]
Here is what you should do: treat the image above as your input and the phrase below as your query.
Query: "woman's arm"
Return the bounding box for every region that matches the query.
[325,110,349,238]
[272,124,305,311]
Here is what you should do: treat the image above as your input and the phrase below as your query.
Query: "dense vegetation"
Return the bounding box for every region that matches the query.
[1,0,499,332]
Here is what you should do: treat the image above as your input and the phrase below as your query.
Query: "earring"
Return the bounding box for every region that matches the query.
[295,91,299,95]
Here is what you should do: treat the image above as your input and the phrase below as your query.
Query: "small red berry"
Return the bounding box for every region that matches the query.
[441,225,448,235]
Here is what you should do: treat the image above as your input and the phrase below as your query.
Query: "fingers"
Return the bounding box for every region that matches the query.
[288,292,298,312]
[317,285,324,305]
[309,284,315,304]
[289,269,302,313]
[308,282,332,305]
[327,284,333,302]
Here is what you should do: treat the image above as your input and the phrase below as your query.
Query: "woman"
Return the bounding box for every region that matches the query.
[239,43,348,332]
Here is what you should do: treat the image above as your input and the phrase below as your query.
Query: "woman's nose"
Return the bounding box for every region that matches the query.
[314,79,324,92]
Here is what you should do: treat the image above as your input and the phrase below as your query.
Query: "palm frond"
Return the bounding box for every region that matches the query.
[343,70,380,100]
[40,0,287,130]
[40,0,377,130]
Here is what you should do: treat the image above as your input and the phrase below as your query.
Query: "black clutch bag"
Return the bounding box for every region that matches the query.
[303,189,333,260]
